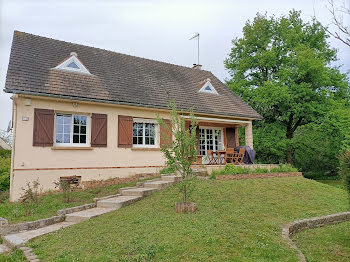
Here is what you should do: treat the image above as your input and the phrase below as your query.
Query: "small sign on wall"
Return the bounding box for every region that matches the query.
[22,116,29,121]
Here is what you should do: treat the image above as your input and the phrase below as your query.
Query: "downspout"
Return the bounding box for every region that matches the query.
[9,95,18,202]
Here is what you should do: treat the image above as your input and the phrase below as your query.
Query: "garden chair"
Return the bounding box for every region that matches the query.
[207,150,218,165]
[233,148,245,165]
[225,148,235,164]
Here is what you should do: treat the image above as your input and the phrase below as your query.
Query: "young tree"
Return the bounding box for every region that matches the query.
[225,10,348,164]
[157,102,198,208]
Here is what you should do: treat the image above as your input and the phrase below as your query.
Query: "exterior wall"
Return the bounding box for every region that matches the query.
[10,95,256,201]
[10,96,171,201]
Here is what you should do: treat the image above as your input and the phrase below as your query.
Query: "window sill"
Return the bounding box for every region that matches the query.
[51,146,93,150]
[131,147,161,151]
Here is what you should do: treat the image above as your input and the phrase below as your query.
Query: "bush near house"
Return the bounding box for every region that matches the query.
[0,156,11,192]
[212,164,297,177]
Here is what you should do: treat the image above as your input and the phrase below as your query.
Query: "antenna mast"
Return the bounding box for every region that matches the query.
[189,33,200,65]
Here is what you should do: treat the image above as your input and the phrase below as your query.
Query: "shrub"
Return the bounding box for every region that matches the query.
[0,157,11,191]
[339,151,350,205]
[20,179,42,216]
[213,164,297,176]
[0,149,11,159]
[270,164,298,173]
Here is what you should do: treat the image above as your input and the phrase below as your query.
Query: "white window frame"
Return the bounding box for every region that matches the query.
[54,55,91,74]
[199,78,218,95]
[199,126,224,155]
[132,118,159,148]
[54,113,90,147]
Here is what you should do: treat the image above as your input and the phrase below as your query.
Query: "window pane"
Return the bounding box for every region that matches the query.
[73,125,79,134]
[56,124,63,133]
[150,138,154,145]
[145,128,149,136]
[80,126,86,134]
[133,129,137,136]
[133,137,137,144]
[56,115,64,124]
[73,134,79,143]
[67,61,79,69]
[64,125,71,133]
[138,128,143,136]
[138,137,142,144]
[63,134,70,143]
[63,115,71,124]
[56,134,63,143]
[74,116,80,125]
[80,135,86,144]
[145,137,149,145]
[80,116,87,125]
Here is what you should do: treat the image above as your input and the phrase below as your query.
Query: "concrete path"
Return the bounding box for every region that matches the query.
[1,175,181,249]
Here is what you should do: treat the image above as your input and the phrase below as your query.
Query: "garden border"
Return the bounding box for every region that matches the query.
[282,211,350,262]
[215,172,302,180]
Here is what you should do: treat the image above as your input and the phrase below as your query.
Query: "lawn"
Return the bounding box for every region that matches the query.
[294,221,350,262]
[11,176,346,261]
[0,179,150,224]
[315,179,345,190]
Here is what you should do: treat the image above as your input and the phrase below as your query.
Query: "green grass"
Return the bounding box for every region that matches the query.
[0,180,149,224]
[294,221,350,262]
[15,177,347,261]
[0,248,26,262]
[316,179,345,190]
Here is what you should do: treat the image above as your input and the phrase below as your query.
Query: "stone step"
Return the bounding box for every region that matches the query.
[193,169,208,176]
[120,187,158,197]
[161,175,182,182]
[2,221,76,247]
[65,207,117,223]
[97,195,142,209]
[144,180,173,189]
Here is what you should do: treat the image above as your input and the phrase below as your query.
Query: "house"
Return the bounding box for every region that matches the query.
[0,137,11,150]
[4,31,261,201]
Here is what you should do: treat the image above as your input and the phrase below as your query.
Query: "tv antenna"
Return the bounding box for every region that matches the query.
[189,32,200,65]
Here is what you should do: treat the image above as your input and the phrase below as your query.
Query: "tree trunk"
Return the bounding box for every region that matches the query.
[286,127,294,164]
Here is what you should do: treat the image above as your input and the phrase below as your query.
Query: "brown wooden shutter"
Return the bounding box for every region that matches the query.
[91,113,107,147]
[33,108,54,147]
[118,115,133,148]
[160,119,172,147]
[226,128,236,148]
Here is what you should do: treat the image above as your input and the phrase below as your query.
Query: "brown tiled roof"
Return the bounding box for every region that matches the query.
[4,31,261,119]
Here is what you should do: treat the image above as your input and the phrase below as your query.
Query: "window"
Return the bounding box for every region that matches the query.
[54,54,91,74]
[199,128,223,155]
[133,119,157,147]
[55,114,89,146]
[199,78,218,95]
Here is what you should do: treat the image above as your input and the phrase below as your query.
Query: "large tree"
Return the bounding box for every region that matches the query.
[225,10,348,163]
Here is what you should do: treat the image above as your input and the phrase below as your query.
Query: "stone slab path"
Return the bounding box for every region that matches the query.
[2,222,75,248]
[1,175,181,251]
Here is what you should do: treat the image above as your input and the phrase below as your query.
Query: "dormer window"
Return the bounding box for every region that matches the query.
[199,78,218,95]
[54,52,91,74]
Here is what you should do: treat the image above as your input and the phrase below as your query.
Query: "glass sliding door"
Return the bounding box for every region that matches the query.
[199,128,223,156]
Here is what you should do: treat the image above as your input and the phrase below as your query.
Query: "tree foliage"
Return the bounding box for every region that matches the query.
[157,102,198,203]
[225,10,349,164]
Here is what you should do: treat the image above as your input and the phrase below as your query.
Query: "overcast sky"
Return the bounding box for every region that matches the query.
[0,0,349,130]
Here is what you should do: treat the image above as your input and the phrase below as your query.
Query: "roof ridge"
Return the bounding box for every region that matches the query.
[14,30,212,74]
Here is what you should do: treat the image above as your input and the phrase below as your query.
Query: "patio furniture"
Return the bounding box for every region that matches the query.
[207,150,218,165]
[233,148,245,165]
[217,150,227,164]
[225,148,235,164]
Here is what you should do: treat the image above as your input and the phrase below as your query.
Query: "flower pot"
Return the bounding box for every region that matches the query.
[175,202,197,213]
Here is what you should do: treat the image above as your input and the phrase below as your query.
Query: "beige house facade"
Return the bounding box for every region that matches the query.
[5,31,260,201]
